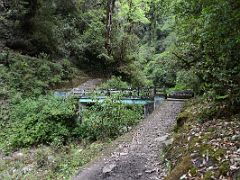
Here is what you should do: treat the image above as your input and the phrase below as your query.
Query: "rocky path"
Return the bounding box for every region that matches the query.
[74,100,184,180]
[67,78,103,95]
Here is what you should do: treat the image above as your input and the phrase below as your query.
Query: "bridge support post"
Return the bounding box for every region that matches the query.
[144,103,154,118]
[154,96,164,110]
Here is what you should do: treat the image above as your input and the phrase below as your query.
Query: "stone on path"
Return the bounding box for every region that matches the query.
[102,163,116,174]
[155,135,169,142]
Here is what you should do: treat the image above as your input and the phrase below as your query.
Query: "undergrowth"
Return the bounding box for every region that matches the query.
[0,143,104,179]
[0,52,74,98]
[164,98,240,179]
[0,93,143,178]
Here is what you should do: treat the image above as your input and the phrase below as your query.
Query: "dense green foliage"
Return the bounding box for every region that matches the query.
[101,76,129,89]
[1,0,239,100]
[1,0,151,82]
[0,95,142,151]
[0,53,73,97]
[137,0,240,113]
[1,96,78,150]
[0,0,239,147]
[170,0,240,110]
[75,95,142,141]
[0,0,239,178]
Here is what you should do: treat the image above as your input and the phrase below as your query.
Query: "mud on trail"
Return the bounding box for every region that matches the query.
[74,100,184,180]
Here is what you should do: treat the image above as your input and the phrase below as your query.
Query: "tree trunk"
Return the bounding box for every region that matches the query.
[127,0,133,33]
[105,0,116,55]
[22,0,38,32]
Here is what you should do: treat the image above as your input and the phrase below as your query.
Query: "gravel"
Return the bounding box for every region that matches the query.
[74,100,184,180]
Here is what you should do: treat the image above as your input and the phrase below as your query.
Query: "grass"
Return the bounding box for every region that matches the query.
[0,142,105,179]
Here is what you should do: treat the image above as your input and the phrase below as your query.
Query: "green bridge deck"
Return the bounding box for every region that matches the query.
[79,96,154,105]
[54,89,165,117]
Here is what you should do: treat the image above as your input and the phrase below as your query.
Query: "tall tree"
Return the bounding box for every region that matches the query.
[169,0,240,109]
[105,0,116,55]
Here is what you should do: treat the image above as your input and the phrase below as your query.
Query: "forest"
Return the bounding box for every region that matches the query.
[0,0,239,179]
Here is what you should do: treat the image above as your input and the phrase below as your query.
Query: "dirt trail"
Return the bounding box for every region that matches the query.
[76,78,103,90]
[74,100,184,180]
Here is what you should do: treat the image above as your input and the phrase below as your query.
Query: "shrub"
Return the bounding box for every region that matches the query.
[101,76,129,89]
[0,66,9,99]
[74,95,142,141]
[2,52,73,97]
[175,70,200,93]
[145,52,177,88]
[1,95,78,150]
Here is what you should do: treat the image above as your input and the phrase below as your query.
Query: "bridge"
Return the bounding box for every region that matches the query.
[55,87,166,101]
[54,87,167,117]
[54,87,193,117]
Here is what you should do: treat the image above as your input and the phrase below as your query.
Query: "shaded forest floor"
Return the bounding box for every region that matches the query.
[165,100,240,180]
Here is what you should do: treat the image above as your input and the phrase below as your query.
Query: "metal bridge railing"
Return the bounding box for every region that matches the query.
[70,87,167,99]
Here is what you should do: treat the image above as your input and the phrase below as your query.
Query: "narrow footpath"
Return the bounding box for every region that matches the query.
[74,100,184,180]
[75,78,103,90]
